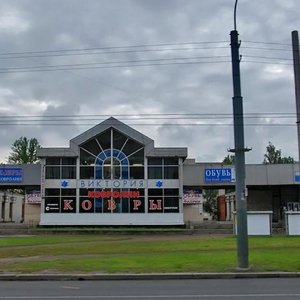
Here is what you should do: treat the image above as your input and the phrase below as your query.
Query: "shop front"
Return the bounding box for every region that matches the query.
[38,117,187,226]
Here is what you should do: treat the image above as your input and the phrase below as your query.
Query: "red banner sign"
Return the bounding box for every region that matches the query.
[88,190,140,199]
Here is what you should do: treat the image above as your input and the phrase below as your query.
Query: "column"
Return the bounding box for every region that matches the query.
[0,197,2,222]
[226,198,230,221]
[230,195,235,221]
[2,192,8,222]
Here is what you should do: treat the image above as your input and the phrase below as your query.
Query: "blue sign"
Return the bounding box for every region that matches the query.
[204,168,235,183]
[61,180,69,188]
[155,180,163,188]
[0,167,23,183]
[295,172,300,183]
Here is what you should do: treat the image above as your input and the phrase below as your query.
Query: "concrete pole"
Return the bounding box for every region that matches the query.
[292,31,300,163]
[230,29,249,269]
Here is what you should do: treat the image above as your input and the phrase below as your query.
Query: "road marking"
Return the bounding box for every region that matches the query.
[61,286,81,290]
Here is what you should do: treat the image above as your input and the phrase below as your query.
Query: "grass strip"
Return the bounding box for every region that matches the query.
[0,235,300,273]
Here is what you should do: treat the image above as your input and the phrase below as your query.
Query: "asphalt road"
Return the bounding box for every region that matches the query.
[0,278,300,299]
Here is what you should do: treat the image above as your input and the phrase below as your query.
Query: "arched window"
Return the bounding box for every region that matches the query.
[80,128,144,180]
[95,149,129,180]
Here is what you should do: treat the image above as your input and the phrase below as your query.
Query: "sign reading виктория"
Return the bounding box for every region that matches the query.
[0,167,23,183]
[204,168,235,183]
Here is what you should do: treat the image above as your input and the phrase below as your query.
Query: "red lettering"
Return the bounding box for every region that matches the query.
[63,199,73,210]
[133,199,142,210]
[88,190,141,199]
[132,191,140,198]
[149,199,162,210]
[113,191,120,198]
[108,200,116,211]
[81,200,92,211]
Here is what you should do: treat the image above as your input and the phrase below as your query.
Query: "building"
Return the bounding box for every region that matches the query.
[38,117,187,226]
[0,117,300,226]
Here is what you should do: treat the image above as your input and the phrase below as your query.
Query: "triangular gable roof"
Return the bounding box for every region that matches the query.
[38,117,187,159]
[70,117,154,154]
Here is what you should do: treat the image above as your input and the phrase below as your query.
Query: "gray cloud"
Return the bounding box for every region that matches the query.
[0,0,299,163]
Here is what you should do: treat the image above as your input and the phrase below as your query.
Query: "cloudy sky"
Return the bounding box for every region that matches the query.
[0,0,299,164]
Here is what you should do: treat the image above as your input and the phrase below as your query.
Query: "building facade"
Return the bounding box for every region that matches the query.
[38,117,187,225]
[1,117,300,226]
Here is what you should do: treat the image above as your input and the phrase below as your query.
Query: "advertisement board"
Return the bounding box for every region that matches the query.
[183,188,203,204]
[204,168,235,183]
[0,167,23,183]
[25,191,41,204]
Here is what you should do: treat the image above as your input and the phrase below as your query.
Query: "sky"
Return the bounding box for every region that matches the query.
[0,0,299,164]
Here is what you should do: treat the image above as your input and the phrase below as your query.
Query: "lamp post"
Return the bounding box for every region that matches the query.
[230,0,249,269]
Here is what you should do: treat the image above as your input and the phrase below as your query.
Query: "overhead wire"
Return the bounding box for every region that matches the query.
[0,39,295,73]
[0,113,297,127]
[0,40,229,56]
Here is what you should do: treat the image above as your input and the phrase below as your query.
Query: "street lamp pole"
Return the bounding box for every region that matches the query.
[230,0,249,269]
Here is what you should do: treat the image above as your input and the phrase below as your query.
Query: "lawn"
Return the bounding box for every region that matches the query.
[0,234,299,274]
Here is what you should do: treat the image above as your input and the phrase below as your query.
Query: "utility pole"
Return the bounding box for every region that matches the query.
[230,0,249,269]
[291,31,300,203]
[292,31,300,163]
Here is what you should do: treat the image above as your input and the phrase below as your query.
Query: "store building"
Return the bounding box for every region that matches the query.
[38,117,187,225]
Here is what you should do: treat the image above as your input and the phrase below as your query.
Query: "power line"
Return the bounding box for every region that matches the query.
[0,122,296,127]
[242,60,292,66]
[243,55,292,61]
[0,40,291,58]
[0,112,297,118]
[0,55,231,71]
[243,40,292,47]
[0,60,232,74]
[0,46,230,60]
[0,41,229,56]
[241,46,292,52]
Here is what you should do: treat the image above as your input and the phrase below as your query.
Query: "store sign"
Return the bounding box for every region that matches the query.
[62,199,76,212]
[0,167,22,183]
[44,199,60,213]
[183,188,203,204]
[25,191,41,204]
[88,190,140,198]
[78,179,146,189]
[294,172,300,183]
[204,168,235,183]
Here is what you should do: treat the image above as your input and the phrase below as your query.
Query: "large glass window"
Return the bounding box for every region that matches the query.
[45,166,60,179]
[148,188,179,213]
[79,128,144,180]
[45,157,76,179]
[44,188,76,214]
[147,157,179,179]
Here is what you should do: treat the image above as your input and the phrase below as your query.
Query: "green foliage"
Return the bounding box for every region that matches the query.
[203,189,218,219]
[222,154,235,164]
[8,137,40,164]
[263,141,294,164]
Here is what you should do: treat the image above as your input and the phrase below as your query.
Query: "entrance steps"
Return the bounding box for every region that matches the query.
[0,223,34,235]
[188,221,234,235]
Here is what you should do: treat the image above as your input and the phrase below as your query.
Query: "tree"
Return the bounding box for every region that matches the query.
[263,142,294,164]
[203,189,218,220]
[223,154,235,165]
[8,137,40,164]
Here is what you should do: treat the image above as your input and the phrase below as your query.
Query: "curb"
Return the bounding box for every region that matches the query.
[0,272,300,281]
